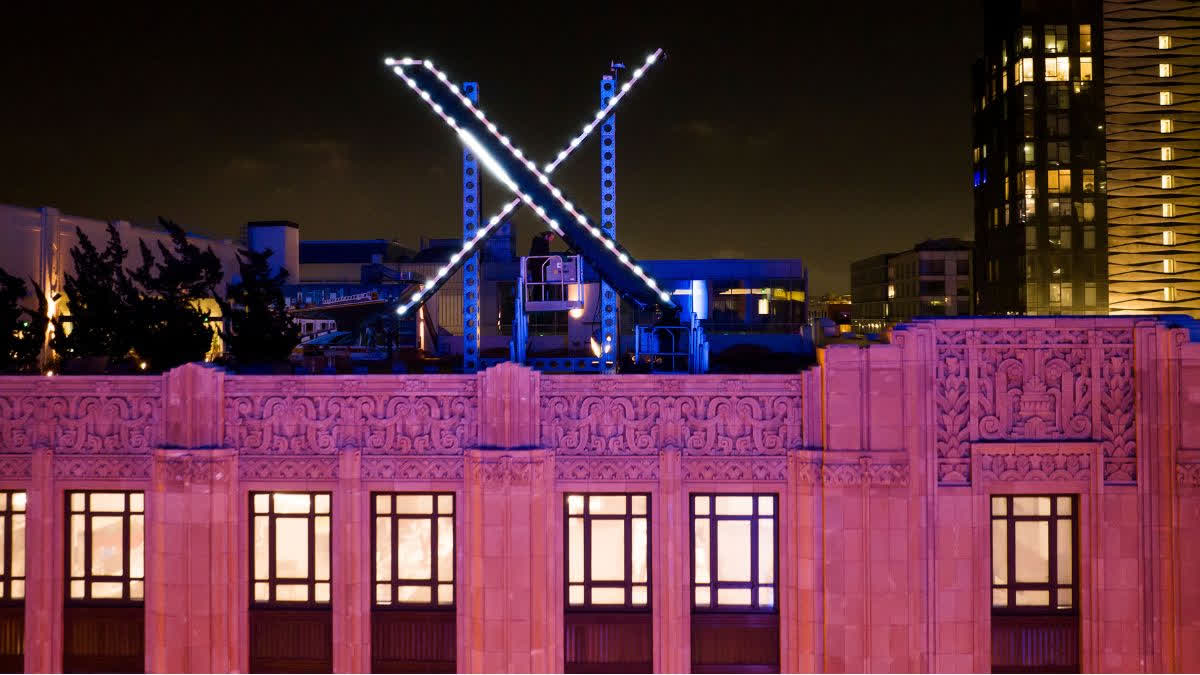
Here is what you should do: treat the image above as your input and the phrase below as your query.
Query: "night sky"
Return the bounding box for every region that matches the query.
[2,6,983,294]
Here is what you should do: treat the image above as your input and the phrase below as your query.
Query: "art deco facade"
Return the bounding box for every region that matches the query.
[1104,0,1200,313]
[973,1,1108,316]
[0,317,1195,673]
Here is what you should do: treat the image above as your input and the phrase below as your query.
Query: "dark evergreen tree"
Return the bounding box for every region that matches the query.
[216,248,300,367]
[0,269,47,373]
[129,218,223,371]
[50,225,138,367]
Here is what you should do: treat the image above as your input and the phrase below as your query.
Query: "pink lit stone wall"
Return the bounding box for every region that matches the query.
[0,317,1196,672]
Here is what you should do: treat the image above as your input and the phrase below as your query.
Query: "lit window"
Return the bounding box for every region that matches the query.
[1159,35,1172,50]
[1016,58,1034,84]
[1164,286,1178,302]
[1160,91,1173,106]
[1162,147,1174,161]
[1163,259,1177,274]
[1021,26,1033,51]
[887,284,895,299]
[1045,57,1070,82]
[373,493,454,606]
[1047,169,1071,194]
[1081,170,1095,192]
[1161,119,1174,134]
[1044,25,1067,53]
[251,492,331,604]
[1023,142,1035,164]
[1164,230,1177,246]
[1162,175,1175,189]
[991,496,1076,611]
[67,491,144,601]
[692,494,777,610]
[973,147,981,163]
[1080,57,1093,81]
[1079,25,1092,53]
[756,298,769,315]
[1163,203,1176,218]
[1075,200,1095,222]
[1049,283,1062,304]
[1160,63,1173,78]
[566,494,649,608]
[0,492,25,600]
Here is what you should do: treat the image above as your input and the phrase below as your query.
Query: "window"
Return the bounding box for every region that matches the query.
[1081,169,1095,192]
[1162,146,1174,161]
[1049,283,1062,304]
[1163,259,1177,274]
[1084,283,1097,306]
[67,491,144,601]
[251,492,331,605]
[1083,226,1095,249]
[1047,141,1069,164]
[1163,203,1176,218]
[0,492,24,601]
[565,494,649,608]
[1016,58,1034,84]
[1164,286,1178,302]
[1160,63,1173,78]
[1049,85,1070,109]
[1079,25,1092,53]
[1162,174,1175,189]
[1048,199,1070,218]
[1160,91,1173,106]
[1047,169,1071,194]
[1022,142,1035,164]
[373,493,454,607]
[1075,200,1095,222]
[691,494,776,610]
[991,496,1076,611]
[1061,284,1073,306]
[1044,25,1067,53]
[1079,57,1093,81]
[1164,230,1177,246]
[1021,26,1033,52]
[957,259,970,276]
[1161,119,1174,133]
[1047,112,1070,136]
[1045,57,1070,81]
[887,284,895,299]
[1159,35,1173,50]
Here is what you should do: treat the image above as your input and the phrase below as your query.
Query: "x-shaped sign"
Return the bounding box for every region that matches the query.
[385,51,674,316]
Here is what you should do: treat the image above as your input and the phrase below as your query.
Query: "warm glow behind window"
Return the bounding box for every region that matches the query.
[0,493,25,601]
[1161,119,1174,133]
[1163,203,1176,218]
[1164,286,1178,302]
[252,491,331,605]
[991,495,1075,610]
[1079,25,1092,52]
[1080,57,1093,81]
[1162,175,1175,189]
[1159,35,1172,50]
[1016,58,1034,84]
[1160,63,1173,77]
[1160,91,1173,106]
[374,493,454,607]
[67,491,144,602]
[1164,230,1177,246]
[1163,259,1177,274]
[566,493,649,609]
[1162,147,1174,161]
[1045,57,1070,82]
[692,494,776,610]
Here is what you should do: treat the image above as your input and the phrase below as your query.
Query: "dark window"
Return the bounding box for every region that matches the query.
[920,280,946,296]
[957,259,970,275]
[372,493,455,607]
[565,493,650,609]
[919,259,946,276]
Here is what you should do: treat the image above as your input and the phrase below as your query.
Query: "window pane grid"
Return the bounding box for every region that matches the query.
[250,491,331,607]
[990,495,1076,614]
[372,492,455,609]
[0,491,25,602]
[66,491,143,604]
[691,494,777,612]
[565,493,651,610]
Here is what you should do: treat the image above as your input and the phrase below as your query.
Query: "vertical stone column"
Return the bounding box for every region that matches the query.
[24,448,60,673]
[332,449,368,673]
[654,447,688,673]
[145,364,239,673]
[462,363,556,673]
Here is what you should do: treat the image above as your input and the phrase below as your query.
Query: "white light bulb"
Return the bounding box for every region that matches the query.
[646,52,658,64]
[432,104,442,114]
[647,279,658,289]
[474,109,484,120]
[595,111,605,120]
[384,57,396,66]
[436,70,448,82]
[487,122,497,134]
[490,216,501,225]
[660,291,671,303]
[423,60,432,68]
[569,138,580,148]
[576,214,588,225]
[604,239,616,250]
[633,265,643,276]
[590,227,601,237]
[563,200,573,211]
[622,82,632,92]
[526,160,536,171]
[397,306,408,316]
[618,253,629,264]
[583,124,593,134]
[500,135,509,145]
[633,68,645,79]
[425,280,435,290]
[411,293,421,302]
[539,174,550,185]
[450,253,461,264]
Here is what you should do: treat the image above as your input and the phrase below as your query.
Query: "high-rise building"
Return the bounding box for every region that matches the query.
[849,238,973,331]
[1104,0,1200,314]
[973,1,1108,315]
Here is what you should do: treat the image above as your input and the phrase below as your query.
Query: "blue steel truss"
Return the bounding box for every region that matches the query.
[599,74,618,373]
[461,81,481,371]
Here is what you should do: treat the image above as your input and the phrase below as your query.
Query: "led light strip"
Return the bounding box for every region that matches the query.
[384,50,667,315]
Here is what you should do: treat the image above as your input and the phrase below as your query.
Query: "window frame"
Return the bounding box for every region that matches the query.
[371,491,456,610]
[249,490,332,608]
[690,493,778,614]
[990,494,1078,616]
[0,491,24,604]
[564,492,651,611]
[65,490,145,606]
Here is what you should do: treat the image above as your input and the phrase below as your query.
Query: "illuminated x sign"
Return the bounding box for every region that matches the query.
[384,51,674,315]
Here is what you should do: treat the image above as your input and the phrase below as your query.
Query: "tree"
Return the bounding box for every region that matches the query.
[216,247,300,367]
[0,269,47,373]
[128,218,223,371]
[51,224,138,367]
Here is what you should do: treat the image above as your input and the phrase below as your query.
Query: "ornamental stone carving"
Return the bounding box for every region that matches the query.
[541,376,800,456]
[223,376,477,455]
[238,456,339,480]
[681,457,788,482]
[931,324,1136,486]
[0,378,161,454]
[0,455,32,479]
[54,456,152,480]
[975,445,1094,483]
[361,457,465,481]
[555,457,660,482]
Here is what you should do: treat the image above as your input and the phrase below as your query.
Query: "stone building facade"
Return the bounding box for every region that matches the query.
[0,316,1197,673]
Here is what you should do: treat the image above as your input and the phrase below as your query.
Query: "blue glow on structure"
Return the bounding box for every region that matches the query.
[599,74,618,373]
[461,81,481,372]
